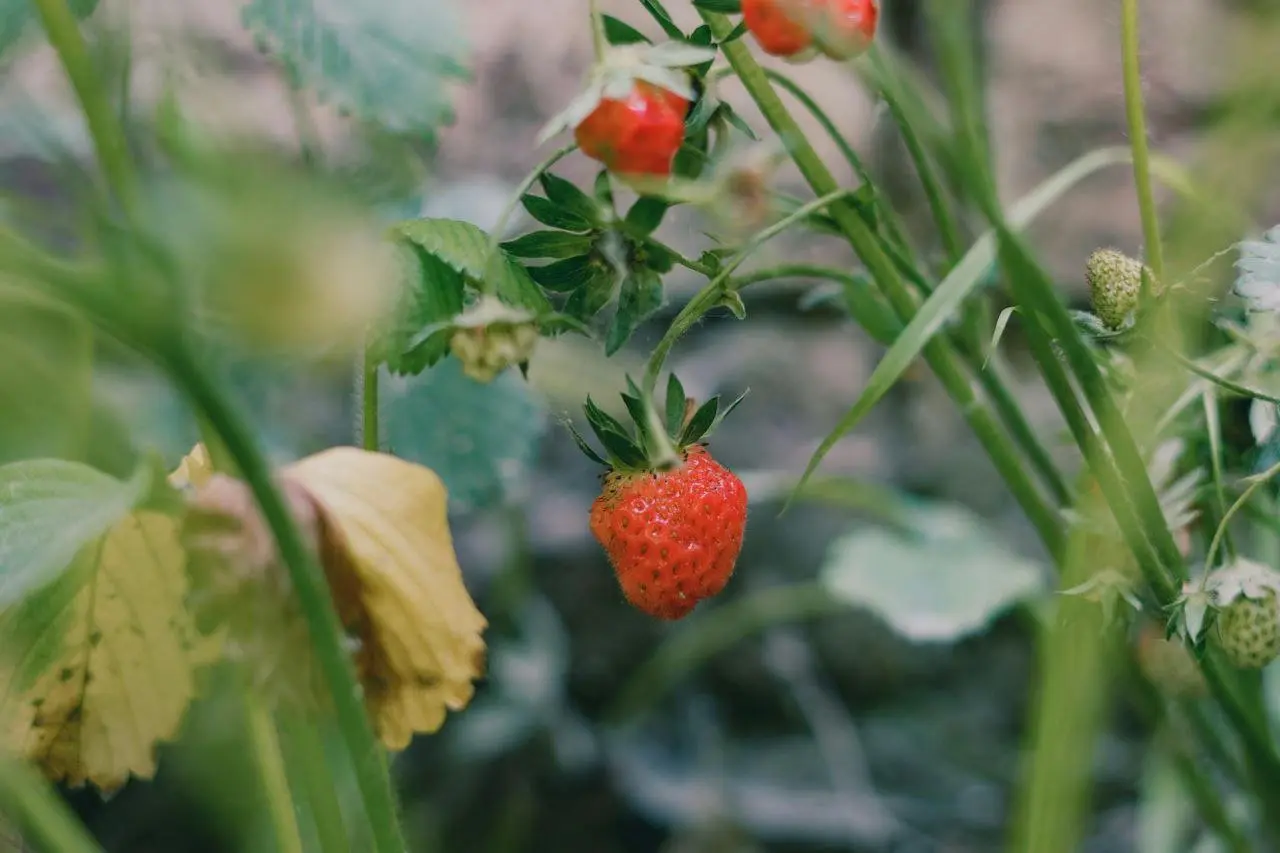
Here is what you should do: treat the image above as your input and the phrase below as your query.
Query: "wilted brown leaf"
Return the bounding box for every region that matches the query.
[285,447,487,749]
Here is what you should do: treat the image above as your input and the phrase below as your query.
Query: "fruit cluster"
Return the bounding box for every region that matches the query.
[743,0,879,62]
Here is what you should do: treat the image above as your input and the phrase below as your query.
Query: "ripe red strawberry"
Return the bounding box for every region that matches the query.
[572,375,749,620]
[574,81,689,177]
[742,0,814,58]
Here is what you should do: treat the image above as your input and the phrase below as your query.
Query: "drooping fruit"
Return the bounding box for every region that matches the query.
[742,0,814,58]
[537,41,712,179]
[591,445,748,619]
[573,375,749,620]
[574,81,689,177]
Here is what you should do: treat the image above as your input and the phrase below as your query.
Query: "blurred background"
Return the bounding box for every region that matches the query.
[0,0,1268,851]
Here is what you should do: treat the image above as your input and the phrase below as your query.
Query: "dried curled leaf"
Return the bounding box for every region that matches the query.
[0,446,218,792]
[285,447,487,749]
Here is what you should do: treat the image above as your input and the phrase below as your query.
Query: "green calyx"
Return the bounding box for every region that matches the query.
[569,373,747,473]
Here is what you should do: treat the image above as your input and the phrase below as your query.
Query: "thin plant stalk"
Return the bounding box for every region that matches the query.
[1120,0,1166,280]
[696,8,1065,560]
[245,694,305,853]
[173,348,407,853]
[0,757,102,853]
[361,344,380,452]
[279,715,352,853]
[30,0,137,214]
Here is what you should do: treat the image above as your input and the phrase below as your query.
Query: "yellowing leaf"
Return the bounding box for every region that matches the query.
[285,447,486,750]
[1,509,213,792]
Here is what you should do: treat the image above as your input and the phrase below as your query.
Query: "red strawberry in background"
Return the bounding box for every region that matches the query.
[742,0,815,59]
[574,81,689,177]
[571,375,749,620]
[741,0,878,62]
[813,0,878,60]
[538,41,715,180]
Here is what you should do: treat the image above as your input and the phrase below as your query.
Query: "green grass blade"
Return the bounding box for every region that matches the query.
[791,146,1139,501]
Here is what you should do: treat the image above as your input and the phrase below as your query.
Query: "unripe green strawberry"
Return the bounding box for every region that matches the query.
[1085,248,1154,330]
[1214,591,1280,669]
[448,296,539,383]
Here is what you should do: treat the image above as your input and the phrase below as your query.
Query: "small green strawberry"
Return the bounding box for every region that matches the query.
[1215,591,1280,669]
[1085,248,1156,330]
[1180,558,1280,669]
[448,296,539,383]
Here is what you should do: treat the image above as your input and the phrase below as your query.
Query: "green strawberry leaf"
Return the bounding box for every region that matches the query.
[563,268,617,322]
[377,242,466,375]
[665,374,687,437]
[636,0,682,39]
[395,218,551,314]
[501,231,595,260]
[566,421,609,467]
[708,388,748,435]
[380,359,548,511]
[625,198,670,238]
[538,173,602,228]
[605,268,664,356]
[620,393,653,447]
[821,501,1045,643]
[239,0,468,136]
[603,15,650,46]
[719,20,749,44]
[692,0,741,12]
[521,194,594,233]
[528,256,602,292]
[0,458,149,608]
[680,396,720,445]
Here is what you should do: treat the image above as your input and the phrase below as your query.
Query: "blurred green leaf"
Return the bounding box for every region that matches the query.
[692,0,741,11]
[240,0,468,135]
[395,217,552,314]
[603,15,650,46]
[792,147,1142,501]
[502,231,595,260]
[820,501,1044,642]
[606,268,664,355]
[0,458,147,608]
[0,298,93,466]
[0,0,98,64]
[380,359,548,512]
[521,194,594,233]
[527,256,601,292]
[379,242,465,375]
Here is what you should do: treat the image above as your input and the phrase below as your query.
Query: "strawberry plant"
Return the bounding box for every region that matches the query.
[0,0,1277,851]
